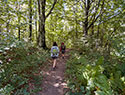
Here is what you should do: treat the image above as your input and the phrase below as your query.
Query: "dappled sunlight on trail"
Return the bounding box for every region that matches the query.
[36,50,70,95]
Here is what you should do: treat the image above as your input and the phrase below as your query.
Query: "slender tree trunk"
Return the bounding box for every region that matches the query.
[91,23,94,36]
[0,25,1,41]
[18,18,20,41]
[29,0,32,41]
[18,26,21,40]
[18,1,21,41]
[6,22,9,32]
[0,26,1,33]
[35,0,38,43]
[84,0,90,36]
[0,27,2,41]
[6,3,9,32]
[73,0,78,38]
[0,27,1,41]
[35,20,37,42]
[37,0,41,46]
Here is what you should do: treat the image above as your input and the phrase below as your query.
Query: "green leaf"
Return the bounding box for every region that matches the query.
[96,56,104,65]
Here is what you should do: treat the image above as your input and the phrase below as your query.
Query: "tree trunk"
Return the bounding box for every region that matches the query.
[84,0,90,36]
[35,20,37,43]
[18,26,21,41]
[6,3,9,32]
[18,15,20,40]
[40,0,47,49]
[6,22,9,32]
[91,23,94,36]
[29,0,32,41]
[37,0,41,46]
[37,0,46,49]
[35,0,38,43]
[37,0,57,49]
[0,26,1,33]
[18,1,21,41]
[41,21,46,49]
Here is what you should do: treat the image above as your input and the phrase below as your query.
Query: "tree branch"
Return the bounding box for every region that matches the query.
[81,0,86,8]
[87,0,104,30]
[88,0,101,23]
[99,11,123,25]
[45,0,57,19]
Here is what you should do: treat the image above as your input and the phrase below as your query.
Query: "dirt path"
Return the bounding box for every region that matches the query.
[36,50,70,95]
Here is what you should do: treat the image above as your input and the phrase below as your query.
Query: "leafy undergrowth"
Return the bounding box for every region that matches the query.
[0,41,49,95]
[65,50,125,95]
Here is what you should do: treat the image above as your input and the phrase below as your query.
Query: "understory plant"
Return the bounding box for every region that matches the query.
[0,39,49,95]
[66,50,125,95]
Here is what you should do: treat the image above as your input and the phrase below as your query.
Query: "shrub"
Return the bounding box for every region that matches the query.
[66,51,125,95]
[0,41,49,94]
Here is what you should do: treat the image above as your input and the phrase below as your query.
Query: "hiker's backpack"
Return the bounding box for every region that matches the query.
[52,48,58,56]
[61,45,65,51]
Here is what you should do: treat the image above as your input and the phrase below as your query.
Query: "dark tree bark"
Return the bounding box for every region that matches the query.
[35,0,38,43]
[0,26,1,41]
[6,22,9,32]
[37,0,41,46]
[18,1,21,41]
[84,0,90,35]
[18,26,21,41]
[18,14,20,41]
[73,0,78,38]
[41,0,46,49]
[6,3,9,32]
[91,23,94,36]
[35,20,38,43]
[0,26,1,33]
[29,0,32,41]
[37,0,57,49]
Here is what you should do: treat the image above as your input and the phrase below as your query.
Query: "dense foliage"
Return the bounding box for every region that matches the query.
[0,35,49,94]
[66,45,125,95]
[0,0,124,94]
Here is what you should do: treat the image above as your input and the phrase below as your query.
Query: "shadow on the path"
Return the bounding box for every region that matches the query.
[37,57,68,95]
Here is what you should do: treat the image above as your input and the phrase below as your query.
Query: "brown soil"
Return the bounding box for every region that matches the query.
[32,49,70,95]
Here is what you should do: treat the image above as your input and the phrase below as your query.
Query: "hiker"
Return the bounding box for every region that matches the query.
[60,42,66,59]
[51,42,59,70]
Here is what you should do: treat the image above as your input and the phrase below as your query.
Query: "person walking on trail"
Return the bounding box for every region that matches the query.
[60,42,66,59]
[51,42,59,70]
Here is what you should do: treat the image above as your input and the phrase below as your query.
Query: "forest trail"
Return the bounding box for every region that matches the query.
[36,49,70,95]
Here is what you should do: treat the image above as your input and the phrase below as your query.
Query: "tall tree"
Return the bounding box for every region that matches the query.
[37,0,57,49]
[6,1,9,32]
[18,1,21,41]
[34,0,38,43]
[29,0,32,41]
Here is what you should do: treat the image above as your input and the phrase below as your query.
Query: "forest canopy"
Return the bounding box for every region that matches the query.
[0,0,124,49]
[0,0,125,94]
